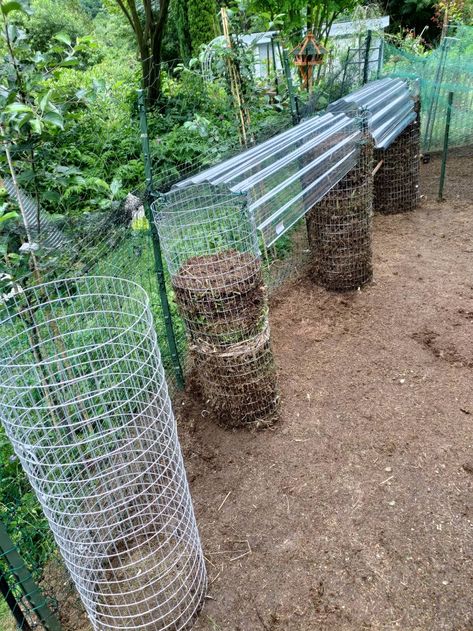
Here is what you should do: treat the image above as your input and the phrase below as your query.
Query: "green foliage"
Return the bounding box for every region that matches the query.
[0,425,56,575]
[18,0,93,52]
[175,0,192,62]
[187,0,219,54]
[385,0,440,42]
[79,0,103,17]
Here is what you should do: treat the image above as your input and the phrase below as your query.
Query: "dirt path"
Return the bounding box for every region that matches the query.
[178,154,473,631]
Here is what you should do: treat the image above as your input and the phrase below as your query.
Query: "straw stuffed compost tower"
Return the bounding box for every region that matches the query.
[153,184,279,428]
[0,276,206,631]
[374,98,421,214]
[306,125,374,291]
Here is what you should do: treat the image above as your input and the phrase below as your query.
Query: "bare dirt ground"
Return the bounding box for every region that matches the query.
[177,153,473,631]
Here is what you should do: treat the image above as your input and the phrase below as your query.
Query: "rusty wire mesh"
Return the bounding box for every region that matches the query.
[306,135,374,291]
[373,102,421,214]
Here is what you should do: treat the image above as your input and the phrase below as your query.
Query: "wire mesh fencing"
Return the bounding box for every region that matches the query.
[373,99,421,214]
[153,185,279,429]
[0,521,63,631]
[0,276,207,631]
[383,27,473,157]
[306,129,374,291]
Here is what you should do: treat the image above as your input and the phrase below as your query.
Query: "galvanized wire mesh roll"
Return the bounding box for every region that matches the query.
[373,103,421,214]
[153,185,279,428]
[0,276,206,631]
[153,185,265,347]
[306,138,374,291]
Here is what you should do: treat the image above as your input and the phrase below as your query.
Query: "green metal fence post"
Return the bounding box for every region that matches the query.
[0,522,62,631]
[363,30,373,84]
[0,571,33,630]
[377,36,385,79]
[282,48,299,125]
[137,89,185,389]
[438,91,454,202]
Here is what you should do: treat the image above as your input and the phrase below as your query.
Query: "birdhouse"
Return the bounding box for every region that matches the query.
[292,32,327,91]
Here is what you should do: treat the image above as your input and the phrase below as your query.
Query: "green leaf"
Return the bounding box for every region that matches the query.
[110,178,122,197]
[0,211,18,223]
[1,1,25,15]
[29,117,42,134]
[53,32,72,46]
[39,90,52,113]
[5,102,33,114]
[42,191,60,203]
[43,111,64,129]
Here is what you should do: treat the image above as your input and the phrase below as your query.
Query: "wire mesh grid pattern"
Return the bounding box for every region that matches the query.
[373,101,420,215]
[153,185,279,428]
[306,133,374,291]
[0,276,206,631]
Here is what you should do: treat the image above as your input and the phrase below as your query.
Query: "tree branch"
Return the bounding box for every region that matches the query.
[114,0,136,34]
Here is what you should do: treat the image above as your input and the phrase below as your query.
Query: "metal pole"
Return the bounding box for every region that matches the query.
[438,91,454,202]
[137,89,185,389]
[0,522,62,631]
[340,47,351,97]
[270,35,279,95]
[282,48,299,125]
[0,571,33,631]
[363,30,373,84]
[423,38,450,156]
[377,36,385,79]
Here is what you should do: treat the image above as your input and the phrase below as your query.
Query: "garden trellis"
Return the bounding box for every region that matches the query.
[0,276,206,631]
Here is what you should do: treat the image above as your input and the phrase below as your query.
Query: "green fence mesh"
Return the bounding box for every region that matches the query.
[383,26,473,154]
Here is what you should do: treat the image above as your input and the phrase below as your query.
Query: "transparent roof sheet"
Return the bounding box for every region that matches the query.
[172,113,361,247]
[328,78,416,149]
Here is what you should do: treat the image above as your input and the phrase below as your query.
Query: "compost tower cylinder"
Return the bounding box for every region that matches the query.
[0,276,206,631]
[306,137,374,291]
[373,98,421,214]
[153,185,279,428]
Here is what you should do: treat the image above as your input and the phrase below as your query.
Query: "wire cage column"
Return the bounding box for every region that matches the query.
[153,184,279,429]
[0,276,206,631]
[373,98,421,214]
[306,126,374,291]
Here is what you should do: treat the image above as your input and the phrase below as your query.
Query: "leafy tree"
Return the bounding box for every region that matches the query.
[80,0,103,17]
[244,0,358,43]
[175,0,192,61]
[187,0,219,54]
[0,0,97,284]
[18,0,92,52]
[383,0,440,41]
[111,0,171,104]
[161,0,182,61]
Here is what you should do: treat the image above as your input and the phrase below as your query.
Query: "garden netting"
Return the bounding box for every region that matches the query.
[383,25,473,155]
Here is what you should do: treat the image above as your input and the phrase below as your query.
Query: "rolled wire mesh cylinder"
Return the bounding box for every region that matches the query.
[306,137,374,291]
[0,276,206,631]
[373,101,421,214]
[153,185,266,347]
[153,184,279,427]
[194,323,278,429]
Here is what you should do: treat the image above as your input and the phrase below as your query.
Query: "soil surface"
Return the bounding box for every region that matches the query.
[175,152,473,631]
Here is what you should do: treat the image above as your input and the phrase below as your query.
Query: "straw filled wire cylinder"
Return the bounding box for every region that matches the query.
[373,99,421,214]
[153,184,279,428]
[306,134,374,291]
[0,276,206,631]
